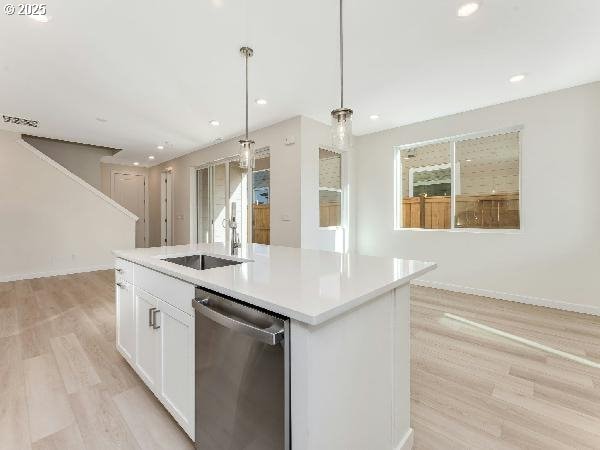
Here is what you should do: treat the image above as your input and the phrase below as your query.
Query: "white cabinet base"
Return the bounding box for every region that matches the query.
[134,289,161,393]
[115,281,135,363]
[157,298,195,439]
[115,259,195,441]
[290,285,412,450]
[116,258,413,449]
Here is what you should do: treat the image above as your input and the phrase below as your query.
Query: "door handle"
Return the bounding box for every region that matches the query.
[149,307,156,327]
[192,298,283,345]
[152,309,161,329]
[116,282,126,289]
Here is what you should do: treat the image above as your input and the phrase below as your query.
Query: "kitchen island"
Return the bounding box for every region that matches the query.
[113,243,435,450]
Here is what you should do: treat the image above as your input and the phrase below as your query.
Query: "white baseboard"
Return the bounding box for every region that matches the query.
[413,279,600,317]
[1,265,114,282]
[395,428,414,450]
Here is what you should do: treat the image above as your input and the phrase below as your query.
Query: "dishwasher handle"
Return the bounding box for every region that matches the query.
[193,298,284,346]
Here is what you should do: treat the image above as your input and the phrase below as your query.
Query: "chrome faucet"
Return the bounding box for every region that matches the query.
[229,217,241,254]
[229,202,241,255]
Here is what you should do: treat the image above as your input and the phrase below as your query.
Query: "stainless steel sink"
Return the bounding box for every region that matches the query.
[163,254,243,271]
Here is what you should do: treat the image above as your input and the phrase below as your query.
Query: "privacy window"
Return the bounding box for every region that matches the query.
[395,129,521,230]
[319,148,342,227]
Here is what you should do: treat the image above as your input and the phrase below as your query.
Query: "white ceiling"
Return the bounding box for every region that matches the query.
[1,0,599,166]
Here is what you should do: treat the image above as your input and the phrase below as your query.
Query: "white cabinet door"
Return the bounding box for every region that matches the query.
[134,289,161,393]
[157,298,195,439]
[116,280,135,362]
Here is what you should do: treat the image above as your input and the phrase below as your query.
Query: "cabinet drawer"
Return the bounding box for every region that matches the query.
[134,264,195,316]
[115,258,134,284]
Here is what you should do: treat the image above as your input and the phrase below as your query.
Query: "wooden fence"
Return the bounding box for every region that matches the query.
[402,193,519,229]
[320,203,341,227]
[252,204,270,244]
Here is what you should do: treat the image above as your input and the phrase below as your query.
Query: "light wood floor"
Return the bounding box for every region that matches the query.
[411,286,600,449]
[0,270,193,450]
[1,272,599,449]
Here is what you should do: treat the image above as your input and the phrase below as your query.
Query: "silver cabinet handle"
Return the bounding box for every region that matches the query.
[148,307,156,327]
[116,282,126,289]
[192,298,283,345]
[152,309,161,329]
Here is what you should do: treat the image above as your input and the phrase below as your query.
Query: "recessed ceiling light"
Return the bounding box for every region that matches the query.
[457,2,479,17]
[148,155,155,160]
[30,15,51,23]
[156,145,164,150]
[369,114,380,120]
[466,159,472,162]
[133,162,139,166]
[509,74,526,83]
[215,137,223,142]
[255,99,267,105]
[209,120,220,127]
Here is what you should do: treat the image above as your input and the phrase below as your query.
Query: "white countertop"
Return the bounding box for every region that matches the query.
[113,243,436,325]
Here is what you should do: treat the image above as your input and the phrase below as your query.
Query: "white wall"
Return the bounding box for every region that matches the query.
[300,116,352,252]
[0,131,136,281]
[149,117,302,247]
[355,82,600,313]
[147,115,348,252]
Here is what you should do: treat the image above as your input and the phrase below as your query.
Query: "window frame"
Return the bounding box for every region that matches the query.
[252,168,271,205]
[393,125,524,234]
[318,147,344,230]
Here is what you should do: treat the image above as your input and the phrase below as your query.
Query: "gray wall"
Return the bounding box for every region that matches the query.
[23,135,117,190]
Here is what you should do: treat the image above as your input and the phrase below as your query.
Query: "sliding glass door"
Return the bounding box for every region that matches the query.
[196,160,247,245]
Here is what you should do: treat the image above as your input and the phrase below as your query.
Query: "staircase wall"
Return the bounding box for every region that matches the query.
[0,131,137,281]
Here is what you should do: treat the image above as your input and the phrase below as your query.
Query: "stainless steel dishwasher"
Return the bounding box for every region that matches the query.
[193,287,290,450]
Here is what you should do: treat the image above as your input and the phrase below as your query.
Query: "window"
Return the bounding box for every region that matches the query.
[252,169,270,205]
[252,154,270,244]
[319,148,342,227]
[395,128,521,230]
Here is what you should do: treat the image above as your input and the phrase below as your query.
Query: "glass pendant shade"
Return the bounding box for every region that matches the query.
[331,107,353,151]
[238,139,255,170]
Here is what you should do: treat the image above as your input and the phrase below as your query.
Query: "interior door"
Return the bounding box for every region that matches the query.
[112,172,147,247]
[161,171,173,246]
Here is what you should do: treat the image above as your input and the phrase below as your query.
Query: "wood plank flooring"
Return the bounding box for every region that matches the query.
[411,286,600,449]
[0,271,193,450]
[1,271,599,449]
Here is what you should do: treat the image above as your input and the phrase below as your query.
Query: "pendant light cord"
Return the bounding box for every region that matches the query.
[245,51,249,140]
[339,0,344,109]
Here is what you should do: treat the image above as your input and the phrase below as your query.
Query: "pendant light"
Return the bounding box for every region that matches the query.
[239,46,255,170]
[331,0,353,151]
